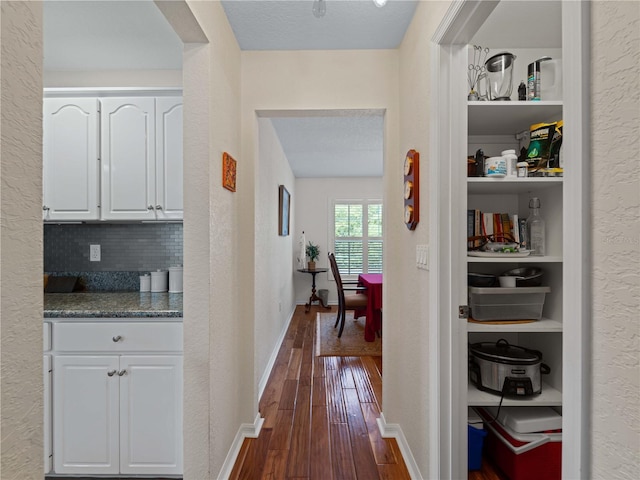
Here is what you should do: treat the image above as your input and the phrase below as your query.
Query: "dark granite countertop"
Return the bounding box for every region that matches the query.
[44,292,183,318]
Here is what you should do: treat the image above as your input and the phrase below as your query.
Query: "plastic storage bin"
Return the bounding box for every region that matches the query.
[469,286,550,321]
[468,408,487,471]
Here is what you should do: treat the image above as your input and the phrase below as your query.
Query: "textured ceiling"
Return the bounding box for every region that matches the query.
[270,114,384,177]
[221,0,418,51]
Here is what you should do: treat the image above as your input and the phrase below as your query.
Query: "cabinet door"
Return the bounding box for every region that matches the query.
[119,355,183,475]
[43,98,99,221]
[101,98,156,220]
[44,355,52,474]
[155,97,183,220]
[53,355,119,475]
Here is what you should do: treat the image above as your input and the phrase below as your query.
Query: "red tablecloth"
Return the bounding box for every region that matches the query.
[357,273,382,342]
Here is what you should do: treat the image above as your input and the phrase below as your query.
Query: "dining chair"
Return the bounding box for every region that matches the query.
[328,252,368,337]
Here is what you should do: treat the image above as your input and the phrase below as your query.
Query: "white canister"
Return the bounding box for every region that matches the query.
[501,149,518,177]
[139,274,151,292]
[484,156,507,177]
[168,266,183,293]
[150,270,168,292]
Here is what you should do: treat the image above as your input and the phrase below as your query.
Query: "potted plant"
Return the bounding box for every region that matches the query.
[306,242,320,270]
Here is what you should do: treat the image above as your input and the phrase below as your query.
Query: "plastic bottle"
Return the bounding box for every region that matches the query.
[526,197,545,256]
[501,149,518,177]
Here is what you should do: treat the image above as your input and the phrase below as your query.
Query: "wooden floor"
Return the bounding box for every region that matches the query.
[229,304,508,480]
[229,305,410,480]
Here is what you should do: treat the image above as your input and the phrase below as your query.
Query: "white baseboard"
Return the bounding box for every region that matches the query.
[258,306,295,400]
[377,413,423,480]
[217,413,264,480]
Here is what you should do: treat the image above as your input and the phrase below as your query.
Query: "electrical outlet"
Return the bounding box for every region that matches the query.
[90,244,101,262]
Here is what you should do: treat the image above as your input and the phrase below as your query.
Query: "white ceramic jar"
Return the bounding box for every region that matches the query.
[150,270,168,292]
[168,266,183,293]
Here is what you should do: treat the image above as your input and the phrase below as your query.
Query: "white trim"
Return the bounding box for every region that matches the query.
[43,87,183,98]
[257,306,295,400]
[377,414,423,480]
[216,414,265,480]
[561,1,591,477]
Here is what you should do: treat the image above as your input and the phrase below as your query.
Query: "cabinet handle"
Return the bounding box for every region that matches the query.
[42,206,50,211]
[112,335,122,342]
[155,205,163,210]
[107,370,117,377]
[147,205,154,210]
[118,369,127,376]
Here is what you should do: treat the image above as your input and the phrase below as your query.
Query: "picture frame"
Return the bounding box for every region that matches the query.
[222,152,237,192]
[278,185,290,236]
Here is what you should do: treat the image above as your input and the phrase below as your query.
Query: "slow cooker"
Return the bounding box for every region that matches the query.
[469,339,550,397]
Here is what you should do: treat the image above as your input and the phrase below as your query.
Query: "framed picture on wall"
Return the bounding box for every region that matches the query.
[278,185,290,236]
[222,152,237,192]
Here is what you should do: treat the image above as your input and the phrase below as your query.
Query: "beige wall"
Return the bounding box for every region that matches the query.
[0,2,44,478]
[178,2,247,478]
[241,48,400,412]
[591,1,640,478]
[392,1,452,475]
[255,117,296,390]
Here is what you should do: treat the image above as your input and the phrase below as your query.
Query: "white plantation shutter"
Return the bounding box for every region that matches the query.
[333,200,382,276]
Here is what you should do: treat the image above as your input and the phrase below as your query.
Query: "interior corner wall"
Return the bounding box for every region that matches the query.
[178,2,247,478]
[255,118,296,387]
[590,2,640,477]
[293,177,383,305]
[0,2,44,477]
[242,48,399,412]
[393,1,452,476]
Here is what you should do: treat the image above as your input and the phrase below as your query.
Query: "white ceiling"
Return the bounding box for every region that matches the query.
[43,0,561,178]
[220,0,418,51]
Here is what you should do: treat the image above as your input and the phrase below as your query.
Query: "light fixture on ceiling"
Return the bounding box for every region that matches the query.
[373,0,388,7]
[312,0,326,18]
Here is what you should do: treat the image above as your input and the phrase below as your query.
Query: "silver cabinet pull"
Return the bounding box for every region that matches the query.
[42,205,50,211]
[147,205,154,210]
[155,205,163,210]
[112,335,122,342]
[107,370,117,377]
[118,369,127,376]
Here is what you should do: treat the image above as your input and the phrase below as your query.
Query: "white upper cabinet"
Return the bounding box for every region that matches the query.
[43,98,99,221]
[155,97,184,220]
[42,91,183,222]
[101,97,157,221]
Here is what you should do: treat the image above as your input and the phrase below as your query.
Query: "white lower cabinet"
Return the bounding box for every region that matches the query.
[51,321,183,476]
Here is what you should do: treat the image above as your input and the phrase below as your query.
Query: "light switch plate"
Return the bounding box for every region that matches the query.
[416,244,429,270]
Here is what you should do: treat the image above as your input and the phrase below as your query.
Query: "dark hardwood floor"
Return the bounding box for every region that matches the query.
[229,305,410,480]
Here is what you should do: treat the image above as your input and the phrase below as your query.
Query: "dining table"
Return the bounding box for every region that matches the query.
[356,273,382,342]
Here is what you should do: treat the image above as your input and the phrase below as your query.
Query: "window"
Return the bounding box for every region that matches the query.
[333,200,382,276]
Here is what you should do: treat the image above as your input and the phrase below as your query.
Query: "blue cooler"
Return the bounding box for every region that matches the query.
[468,407,487,470]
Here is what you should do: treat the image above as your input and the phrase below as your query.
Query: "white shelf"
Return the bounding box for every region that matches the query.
[468,177,563,194]
[468,255,562,263]
[468,101,563,135]
[468,381,562,407]
[467,317,562,333]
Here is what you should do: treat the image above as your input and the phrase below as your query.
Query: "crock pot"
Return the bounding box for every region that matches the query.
[469,339,550,397]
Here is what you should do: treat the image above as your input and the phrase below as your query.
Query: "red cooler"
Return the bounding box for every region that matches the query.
[477,407,561,480]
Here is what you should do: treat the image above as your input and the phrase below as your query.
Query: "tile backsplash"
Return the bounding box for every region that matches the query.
[44,223,183,273]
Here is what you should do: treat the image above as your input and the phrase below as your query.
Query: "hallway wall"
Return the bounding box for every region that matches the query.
[0,2,44,477]
[255,117,296,390]
[241,48,400,423]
